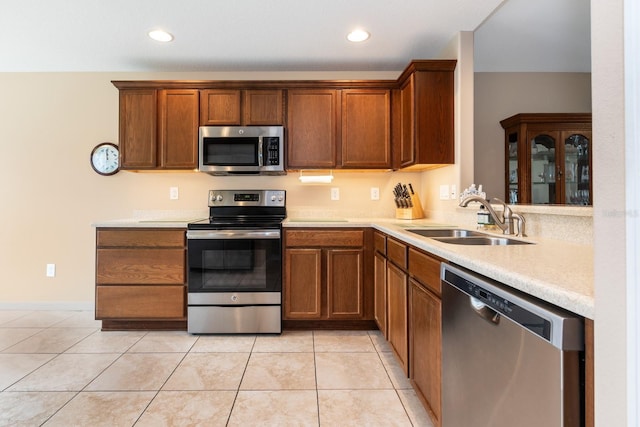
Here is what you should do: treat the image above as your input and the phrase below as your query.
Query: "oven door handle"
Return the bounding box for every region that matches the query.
[187,229,280,240]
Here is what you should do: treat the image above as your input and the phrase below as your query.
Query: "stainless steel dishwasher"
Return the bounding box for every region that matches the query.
[441,264,584,427]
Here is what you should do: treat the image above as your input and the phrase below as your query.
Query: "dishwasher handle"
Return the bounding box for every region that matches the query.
[470,297,501,325]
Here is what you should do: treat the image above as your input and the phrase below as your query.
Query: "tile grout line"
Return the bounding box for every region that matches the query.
[224,334,257,426]
[313,330,321,427]
[130,333,195,426]
[368,331,418,426]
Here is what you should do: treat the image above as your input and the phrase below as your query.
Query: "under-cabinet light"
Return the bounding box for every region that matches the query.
[299,171,334,184]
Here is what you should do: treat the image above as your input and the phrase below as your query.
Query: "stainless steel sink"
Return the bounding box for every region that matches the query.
[431,236,533,246]
[408,229,485,238]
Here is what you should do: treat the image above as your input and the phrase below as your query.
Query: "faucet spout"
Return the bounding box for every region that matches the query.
[459,196,515,235]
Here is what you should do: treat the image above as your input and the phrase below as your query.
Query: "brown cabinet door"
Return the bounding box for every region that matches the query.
[284,248,322,319]
[96,285,185,319]
[119,89,157,169]
[327,248,364,318]
[408,248,442,296]
[413,70,455,165]
[286,89,339,169]
[96,248,185,285]
[410,279,442,426]
[341,89,391,168]
[243,90,284,125]
[387,262,408,374]
[159,89,199,169]
[97,229,185,248]
[199,89,241,125]
[374,252,387,336]
[399,75,415,168]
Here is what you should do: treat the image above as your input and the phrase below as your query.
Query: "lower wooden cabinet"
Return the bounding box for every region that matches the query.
[409,279,442,426]
[374,251,387,336]
[95,228,187,330]
[387,261,409,374]
[408,247,445,426]
[283,228,374,327]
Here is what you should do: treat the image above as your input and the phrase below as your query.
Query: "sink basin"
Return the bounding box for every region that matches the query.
[409,229,485,238]
[431,236,533,246]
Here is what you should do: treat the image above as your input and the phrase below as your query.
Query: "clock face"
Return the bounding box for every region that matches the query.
[91,143,120,175]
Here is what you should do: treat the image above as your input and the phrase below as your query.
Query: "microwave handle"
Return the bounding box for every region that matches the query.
[258,137,264,167]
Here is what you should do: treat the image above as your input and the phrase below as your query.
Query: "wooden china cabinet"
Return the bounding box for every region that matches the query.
[501,113,592,205]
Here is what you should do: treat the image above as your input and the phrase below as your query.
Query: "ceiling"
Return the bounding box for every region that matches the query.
[0,0,590,73]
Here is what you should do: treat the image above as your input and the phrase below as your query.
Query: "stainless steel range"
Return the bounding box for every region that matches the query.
[187,189,286,334]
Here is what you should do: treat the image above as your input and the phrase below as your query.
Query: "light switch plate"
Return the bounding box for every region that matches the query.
[370,187,380,200]
[439,184,450,200]
[331,188,340,201]
[169,187,179,200]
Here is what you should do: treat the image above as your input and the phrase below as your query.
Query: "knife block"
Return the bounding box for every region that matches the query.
[395,194,424,220]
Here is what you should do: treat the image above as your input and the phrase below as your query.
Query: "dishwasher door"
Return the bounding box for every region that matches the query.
[441,264,584,427]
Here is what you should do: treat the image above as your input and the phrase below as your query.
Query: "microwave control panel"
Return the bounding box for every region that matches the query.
[264,137,281,165]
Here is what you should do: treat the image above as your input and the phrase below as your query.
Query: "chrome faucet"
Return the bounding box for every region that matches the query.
[459,196,526,237]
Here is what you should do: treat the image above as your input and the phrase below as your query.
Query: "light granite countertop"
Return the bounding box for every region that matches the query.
[93,216,594,319]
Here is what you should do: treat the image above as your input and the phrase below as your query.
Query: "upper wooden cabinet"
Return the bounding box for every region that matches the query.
[286,89,340,169]
[112,61,455,172]
[118,88,198,170]
[286,88,392,169]
[341,89,391,168]
[200,89,284,126]
[394,60,456,170]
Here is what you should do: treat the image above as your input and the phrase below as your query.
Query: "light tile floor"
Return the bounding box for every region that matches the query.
[0,310,434,426]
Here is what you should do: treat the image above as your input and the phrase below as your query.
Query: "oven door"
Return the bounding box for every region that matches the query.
[187,228,282,294]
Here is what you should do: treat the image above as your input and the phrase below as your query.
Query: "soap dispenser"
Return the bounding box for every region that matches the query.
[476,205,495,229]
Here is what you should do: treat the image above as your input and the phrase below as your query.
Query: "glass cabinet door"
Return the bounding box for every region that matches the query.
[529,133,557,204]
[564,133,591,205]
[507,134,518,203]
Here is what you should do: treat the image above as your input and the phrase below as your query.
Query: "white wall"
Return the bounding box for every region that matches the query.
[591,0,630,424]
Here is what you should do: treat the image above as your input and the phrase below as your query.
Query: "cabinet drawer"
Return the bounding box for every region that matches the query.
[285,229,364,247]
[97,229,185,248]
[387,238,407,269]
[96,285,185,319]
[373,232,386,255]
[96,248,185,284]
[409,248,443,296]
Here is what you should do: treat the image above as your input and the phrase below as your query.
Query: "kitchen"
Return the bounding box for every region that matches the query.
[0,0,636,426]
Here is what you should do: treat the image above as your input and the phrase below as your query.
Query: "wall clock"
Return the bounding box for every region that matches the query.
[90,142,120,176]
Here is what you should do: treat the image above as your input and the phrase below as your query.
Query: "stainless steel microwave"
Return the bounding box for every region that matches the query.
[198,126,285,175]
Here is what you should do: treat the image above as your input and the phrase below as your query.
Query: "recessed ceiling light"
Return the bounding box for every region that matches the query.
[347,29,370,42]
[148,30,174,42]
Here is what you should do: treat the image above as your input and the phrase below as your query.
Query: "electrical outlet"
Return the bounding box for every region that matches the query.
[169,187,179,200]
[450,184,457,200]
[331,187,340,201]
[46,264,56,277]
[370,187,380,200]
[439,184,450,200]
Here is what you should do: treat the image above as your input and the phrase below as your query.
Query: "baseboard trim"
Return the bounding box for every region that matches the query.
[0,302,94,311]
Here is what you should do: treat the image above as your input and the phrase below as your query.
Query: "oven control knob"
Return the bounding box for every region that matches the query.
[270,195,276,202]
[231,295,238,302]
[278,195,284,202]
[215,194,223,202]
